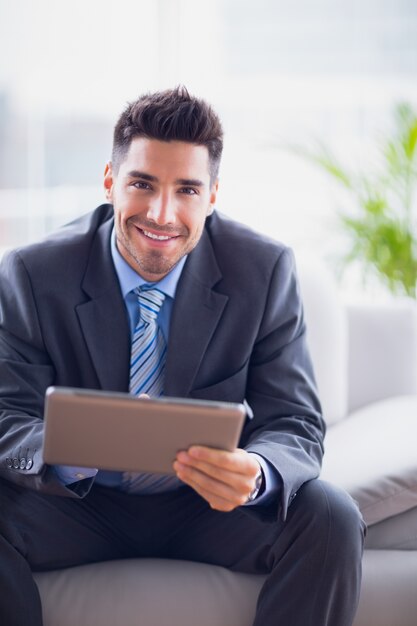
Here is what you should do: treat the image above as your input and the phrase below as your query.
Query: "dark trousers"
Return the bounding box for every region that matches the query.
[0,477,365,626]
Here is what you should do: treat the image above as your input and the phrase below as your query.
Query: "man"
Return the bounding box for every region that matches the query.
[0,87,365,625]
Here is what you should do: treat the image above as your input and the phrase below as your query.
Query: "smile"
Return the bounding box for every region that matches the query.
[142,229,175,241]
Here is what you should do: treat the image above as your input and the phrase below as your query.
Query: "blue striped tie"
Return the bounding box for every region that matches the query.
[122,286,181,492]
[129,287,167,397]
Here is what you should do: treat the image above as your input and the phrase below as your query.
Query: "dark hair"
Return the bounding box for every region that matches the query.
[112,86,223,183]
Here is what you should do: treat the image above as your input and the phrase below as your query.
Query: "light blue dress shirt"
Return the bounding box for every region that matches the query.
[54,228,278,505]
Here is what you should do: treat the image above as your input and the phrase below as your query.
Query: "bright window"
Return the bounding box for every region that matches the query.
[1,0,416,295]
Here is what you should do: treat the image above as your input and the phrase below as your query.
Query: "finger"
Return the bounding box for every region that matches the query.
[174,464,247,511]
[187,480,242,512]
[174,461,249,506]
[175,454,253,494]
[180,447,260,482]
[186,447,250,473]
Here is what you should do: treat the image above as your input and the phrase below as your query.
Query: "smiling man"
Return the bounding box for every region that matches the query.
[107,138,217,282]
[0,87,365,626]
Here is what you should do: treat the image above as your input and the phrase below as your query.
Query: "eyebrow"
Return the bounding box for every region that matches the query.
[127,170,157,182]
[127,170,205,187]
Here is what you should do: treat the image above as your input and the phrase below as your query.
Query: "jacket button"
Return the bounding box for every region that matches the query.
[6,458,12,468]
[26,459,33,470]
[19,458,26,469]
[13,458,19,469]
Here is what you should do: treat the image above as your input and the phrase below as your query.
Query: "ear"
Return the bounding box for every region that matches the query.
[207,179,219,216]
[103,162,114,202]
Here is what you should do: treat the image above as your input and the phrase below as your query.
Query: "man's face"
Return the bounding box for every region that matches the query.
[104,137,218,282]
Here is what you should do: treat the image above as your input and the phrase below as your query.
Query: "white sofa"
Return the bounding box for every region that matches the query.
[34,260,417,626]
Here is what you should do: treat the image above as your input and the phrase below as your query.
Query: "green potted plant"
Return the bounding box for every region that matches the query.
[296,103,417,299]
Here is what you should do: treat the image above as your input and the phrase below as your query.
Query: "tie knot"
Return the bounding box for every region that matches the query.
[135,287,166,324]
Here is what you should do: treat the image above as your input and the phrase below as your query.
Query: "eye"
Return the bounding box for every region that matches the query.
[179,187,198,195]
[132,181,152,190]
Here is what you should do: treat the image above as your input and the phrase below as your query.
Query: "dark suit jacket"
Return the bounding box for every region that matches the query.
[0,204,324,520]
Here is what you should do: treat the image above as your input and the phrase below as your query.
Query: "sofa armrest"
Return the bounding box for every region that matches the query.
[347,301,417,413]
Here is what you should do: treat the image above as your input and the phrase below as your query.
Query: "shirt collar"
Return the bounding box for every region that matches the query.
[110,227,187,299]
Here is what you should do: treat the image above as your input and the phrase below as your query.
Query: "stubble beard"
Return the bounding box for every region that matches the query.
[118,232,177,280]
[116,220,200,281]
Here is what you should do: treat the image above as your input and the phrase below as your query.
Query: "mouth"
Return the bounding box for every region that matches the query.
[132,223,182,245]
[141,229,175,241]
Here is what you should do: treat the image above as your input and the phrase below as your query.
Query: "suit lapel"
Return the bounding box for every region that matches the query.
[76,219,131,392]
[74,215,227,397]
[164,228,228,397]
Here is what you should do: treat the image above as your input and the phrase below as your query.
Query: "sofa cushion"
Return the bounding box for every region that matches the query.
[353,550,417,626]
[365,505,417,550]
[34,552,417,626]
[34,558,264,626]
[320,395,417,525]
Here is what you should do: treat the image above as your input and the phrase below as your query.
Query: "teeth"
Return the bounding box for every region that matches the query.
[143,229,171,241]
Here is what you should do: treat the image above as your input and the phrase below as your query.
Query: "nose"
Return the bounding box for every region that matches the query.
[146,191,176,226]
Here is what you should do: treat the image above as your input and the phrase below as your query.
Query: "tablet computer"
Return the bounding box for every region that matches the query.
[42,387,246,475]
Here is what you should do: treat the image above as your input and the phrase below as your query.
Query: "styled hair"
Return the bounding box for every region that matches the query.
[112,86,223,183]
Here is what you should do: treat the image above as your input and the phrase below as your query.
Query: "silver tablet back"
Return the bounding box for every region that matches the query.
[42,387,246,475]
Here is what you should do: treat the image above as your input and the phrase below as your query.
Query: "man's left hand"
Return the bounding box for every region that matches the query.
[173,447,261,512]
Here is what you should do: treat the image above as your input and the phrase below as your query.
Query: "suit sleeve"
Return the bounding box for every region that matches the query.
[242,248,325,520]
[0,250,94,497]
